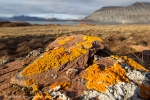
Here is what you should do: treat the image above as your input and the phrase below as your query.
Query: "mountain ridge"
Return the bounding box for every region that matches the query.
[11,15,46,21]
[0,18,3,20]
[0,15,59,21]
[85,2,150,23]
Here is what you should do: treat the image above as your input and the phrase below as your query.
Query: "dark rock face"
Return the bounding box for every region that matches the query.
[85,2,150,23]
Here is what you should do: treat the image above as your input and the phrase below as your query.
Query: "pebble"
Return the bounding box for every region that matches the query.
[51,74,58,79]
[49,89,70,100]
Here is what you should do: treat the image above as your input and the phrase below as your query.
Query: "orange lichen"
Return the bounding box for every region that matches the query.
[56,36,66,41]
[83,35,103,42]
[21,35,103,76]
[50,82,71,90]
[24,79,39,92]
[111,55,149,71]
[58,37,74,45]
[82,63,129,92]
[32,83,39,92]
[77,35,102,49]
[125,57,149,71]
[25,78,36,86]
[32,92,51,100]
[21,46,87,76]
[77,41,93,48]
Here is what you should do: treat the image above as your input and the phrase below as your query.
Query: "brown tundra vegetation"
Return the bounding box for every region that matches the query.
[0,24,150,66]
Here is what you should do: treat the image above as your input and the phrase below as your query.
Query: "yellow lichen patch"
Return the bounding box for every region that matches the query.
[82,63,129,92]
[32,92,51,100]
[56,36,66,40]
[32,83,39,92]
[77,35,103,49]
[58,37,74,45]
[69,46,88,57]
[83,35,103,42]
[25,78,36,86]
[25,79,39,92]
[111,55,149,71]
[125,57,149,71]
[50,82,71,90]
[110,55,124,63]
[77,41,93,49]
[21,46,88,76]
[21,35,103,77]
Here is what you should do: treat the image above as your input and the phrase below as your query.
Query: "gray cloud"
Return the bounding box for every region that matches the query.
[0,0,150,18]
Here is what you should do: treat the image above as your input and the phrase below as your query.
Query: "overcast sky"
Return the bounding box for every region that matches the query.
[0,0,149,19]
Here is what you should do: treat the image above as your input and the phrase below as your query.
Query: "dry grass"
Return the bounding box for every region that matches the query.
[0,24,150,67]
[0,21,31,27]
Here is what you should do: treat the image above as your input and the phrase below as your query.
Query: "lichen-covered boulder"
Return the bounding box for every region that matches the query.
[9,35,150,100]
[82,55,150,100]
[11,35,107,89]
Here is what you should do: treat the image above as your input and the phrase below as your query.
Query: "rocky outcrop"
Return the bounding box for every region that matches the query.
[1,35,150,100]
[10,35,107,99]
[85,2,150,23]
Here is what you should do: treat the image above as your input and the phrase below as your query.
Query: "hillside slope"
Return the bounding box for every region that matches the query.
[85,2,150,23]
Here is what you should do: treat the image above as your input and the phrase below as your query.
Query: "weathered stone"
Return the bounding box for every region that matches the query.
[11,35,106,93]
[1,35,149,100]
[66,68,78,79]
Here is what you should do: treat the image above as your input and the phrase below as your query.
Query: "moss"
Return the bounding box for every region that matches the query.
[82,63,129,92]
[50,82,71,90]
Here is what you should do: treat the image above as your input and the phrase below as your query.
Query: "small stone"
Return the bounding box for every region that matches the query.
[66,68,78,79]
[94,55,100,60]
[21,87,27,91]
[51,74,58,79]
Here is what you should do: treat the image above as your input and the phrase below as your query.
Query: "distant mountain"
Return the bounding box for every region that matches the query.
[0,18,3,21]
[85,2,150,23]
[10,15,47,21]
[46,18,58,21]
